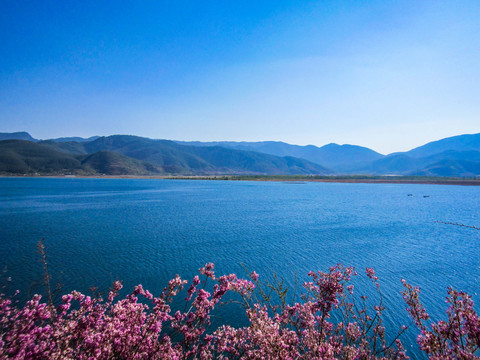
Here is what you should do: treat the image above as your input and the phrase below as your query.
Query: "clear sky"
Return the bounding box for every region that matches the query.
[1,1,479,154]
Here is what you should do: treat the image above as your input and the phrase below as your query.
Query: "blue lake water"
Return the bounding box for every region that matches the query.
[1,178,479,358]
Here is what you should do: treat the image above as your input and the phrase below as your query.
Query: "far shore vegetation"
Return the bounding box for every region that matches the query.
[166,174,480,185]
[2,174,480,186]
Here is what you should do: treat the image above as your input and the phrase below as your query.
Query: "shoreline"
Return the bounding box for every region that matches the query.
[1,175,480,186]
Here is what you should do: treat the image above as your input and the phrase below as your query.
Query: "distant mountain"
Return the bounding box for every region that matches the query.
[351,150,480,177]
[84,136,216,174]
[0,132,101,143]
[176,140,384,172]
[38,140,91,155]
[0,132,37,142]
[83,136,330,175]
[404,133,480,158]
[49,136,100,143]
[81,150,163,175]
[331,133,480,177]
[0,136,330,175]
[0,140,164,175]
[414,159,480,177]
[177,134,480,176]
[0,140,84,174]
[1,131,479,177]
[351,154,419,175]
[312,143,385,172]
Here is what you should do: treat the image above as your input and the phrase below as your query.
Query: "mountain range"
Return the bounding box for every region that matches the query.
[177,134,480,176]
[0,132,479,177]
[0,135,329,176]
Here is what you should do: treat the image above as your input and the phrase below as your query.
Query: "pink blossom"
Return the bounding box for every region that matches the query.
[2,263,473,359]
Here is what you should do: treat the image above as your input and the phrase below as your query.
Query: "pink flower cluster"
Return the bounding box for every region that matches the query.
[402,280,480,359]
[0,263,477,359]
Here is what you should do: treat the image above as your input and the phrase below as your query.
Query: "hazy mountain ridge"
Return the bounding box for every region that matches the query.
[81,150,164,175]
[361,151,480,177]
[0,135,330,176]
[404,133,480,158]
[50,136,101,143]
[0,140,164,175]
[0,140,82,174]
[0,133,100,143]
[351,134,480,176]
[83,136,330,175]
[0,132,479,176]
[177,134,480,176]
[0,132,37,142]
[175,140,385,172]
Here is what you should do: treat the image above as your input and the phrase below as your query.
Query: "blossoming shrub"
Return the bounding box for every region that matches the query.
[402,281,480,359]
[0,262,478,359]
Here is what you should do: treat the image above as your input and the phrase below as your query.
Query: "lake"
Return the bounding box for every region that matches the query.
[0,177,479,357]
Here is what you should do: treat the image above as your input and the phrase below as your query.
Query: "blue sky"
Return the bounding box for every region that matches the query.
[1,1,479,154]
